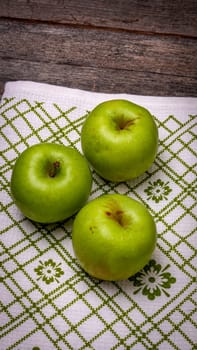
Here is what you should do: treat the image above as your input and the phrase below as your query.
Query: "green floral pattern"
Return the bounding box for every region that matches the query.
[144,179,172,203]
[130,259,176,300]
[34,259,64,284]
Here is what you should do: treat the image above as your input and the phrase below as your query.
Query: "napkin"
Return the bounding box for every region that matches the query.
[0,81,196,350]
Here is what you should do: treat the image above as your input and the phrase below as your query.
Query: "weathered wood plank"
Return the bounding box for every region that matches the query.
[0,0,197,37]
[0,0,196,98]
[0,19,196,79]
[0,56,196,97]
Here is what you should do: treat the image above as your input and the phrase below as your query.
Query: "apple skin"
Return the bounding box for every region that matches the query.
[72,193,156,281]
[11,143,92,223]
[81,99,158,182]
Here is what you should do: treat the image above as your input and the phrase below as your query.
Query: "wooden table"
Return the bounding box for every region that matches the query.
[0,0,197,97]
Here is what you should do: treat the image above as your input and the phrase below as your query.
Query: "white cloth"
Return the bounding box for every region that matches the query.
[0,81,196,350]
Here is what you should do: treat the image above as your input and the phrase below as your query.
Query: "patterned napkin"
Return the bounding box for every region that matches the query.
[0,81,196,350]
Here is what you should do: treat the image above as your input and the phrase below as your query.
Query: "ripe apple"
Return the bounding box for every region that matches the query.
[81,99,158,182]
[72,193,156,281]
[11,143,92,223]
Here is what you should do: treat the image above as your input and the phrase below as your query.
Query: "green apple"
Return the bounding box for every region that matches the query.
[81,99,158,182]
[72,193,156,281]
[11,143,92,223]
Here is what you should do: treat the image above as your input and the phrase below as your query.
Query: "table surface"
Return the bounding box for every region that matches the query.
[0,0,197,98]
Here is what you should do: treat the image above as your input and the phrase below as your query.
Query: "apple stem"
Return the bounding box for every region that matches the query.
[106,209,125,227]
[116,117,138,130]
[49,161,60,177]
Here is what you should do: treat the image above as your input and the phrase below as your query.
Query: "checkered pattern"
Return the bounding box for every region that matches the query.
[0,81,196,350]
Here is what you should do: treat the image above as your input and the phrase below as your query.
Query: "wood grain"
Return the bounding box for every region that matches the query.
[1,57,196,97]
[1,0,197,36]
[0,1,197,97]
